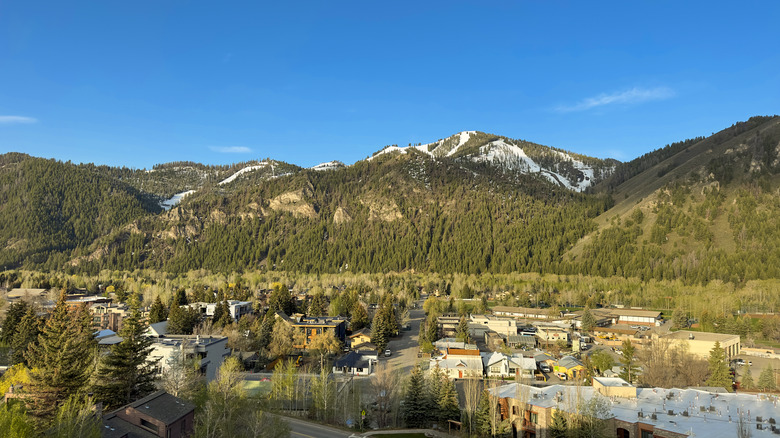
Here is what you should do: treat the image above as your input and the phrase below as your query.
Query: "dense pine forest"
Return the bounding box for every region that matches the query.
[0,116,778,288]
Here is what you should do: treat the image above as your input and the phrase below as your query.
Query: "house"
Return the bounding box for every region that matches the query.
[433,338,479,354]
[436,315,461,337]
[102,390,194,438]
[332,351,378,376]
[554,356,585,380]
[659,330,741,359]
[149,335,230,382]
[482,352,537,379]
[348,328,372,349]
[276,312,347,349]
[430,348,483,379]
[90,302,130,332]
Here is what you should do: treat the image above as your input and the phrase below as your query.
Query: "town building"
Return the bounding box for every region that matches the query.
[535,324,570,344]
[470,314,520,337]
[491,306,555,320]
[188,300,253,322]
[347,328,372,349]
[148,335,230,382]
[102,390,195,438]
[659,330,741,359]
[491,381,780,438]
[482,352,537,380]
[554,356,585,380]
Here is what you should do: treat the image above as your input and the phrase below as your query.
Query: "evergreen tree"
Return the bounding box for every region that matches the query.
[474,390,495,437]
[0,301,30,344]
[212,300,228,326]
[671,307,688,330]
[350,301,369,331]
[92,294,158,410]
[25,291,97,422]
[618,339,638,383]
[10,306,40,366]
[581,307,595,332]
[740,363,754,390]
[148,295,168,324]
[438,378,460,427]
[456,315,470,343]
[167,303,199,335]
[705,341,731,389]
[268,283,295,315]
[172,288,188,306]
[758,364,777,391]
[548,409,568,438]
[215,302,234,328]
[402,365,428,428]
[307,291,328,317]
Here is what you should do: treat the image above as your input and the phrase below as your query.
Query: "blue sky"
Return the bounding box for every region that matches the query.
[1,1,779,169]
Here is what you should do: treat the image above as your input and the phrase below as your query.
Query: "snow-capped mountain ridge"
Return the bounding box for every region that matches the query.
[368,131,611,191]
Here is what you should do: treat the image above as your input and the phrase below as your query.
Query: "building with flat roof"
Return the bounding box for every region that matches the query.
[149,335,230,382]
[491,382,780,438]
[275,312,347,349]
[660,330,741,359]
[492,306,554,320]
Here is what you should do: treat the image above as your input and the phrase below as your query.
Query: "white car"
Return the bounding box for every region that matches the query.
[384,349,392,357]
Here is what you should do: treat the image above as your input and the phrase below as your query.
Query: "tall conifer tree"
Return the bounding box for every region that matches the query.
[25,291,97,422]
[92,293,158,409]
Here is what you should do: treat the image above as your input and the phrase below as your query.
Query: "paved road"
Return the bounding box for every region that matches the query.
[282,415,357,438]
[384,304,426,374]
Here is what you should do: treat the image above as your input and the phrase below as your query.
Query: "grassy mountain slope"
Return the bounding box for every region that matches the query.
[567,116,780,283]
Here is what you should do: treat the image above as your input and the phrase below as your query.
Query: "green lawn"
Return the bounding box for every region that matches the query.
[242,380,272,397]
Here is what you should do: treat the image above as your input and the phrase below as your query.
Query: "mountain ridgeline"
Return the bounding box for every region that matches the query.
[1,117,778,285]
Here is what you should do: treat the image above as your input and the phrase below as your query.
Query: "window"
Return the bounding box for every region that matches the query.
[640,430,653,438]
[140,418,156,431]
[181,419,187,434]
[530,412,538,424]
[512,406,519,415]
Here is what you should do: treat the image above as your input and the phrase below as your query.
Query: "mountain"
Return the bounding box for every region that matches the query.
[369,131,618,192]
[1,117,778,285]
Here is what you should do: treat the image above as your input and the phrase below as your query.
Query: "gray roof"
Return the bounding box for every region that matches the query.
[334,351,371,369]
[102,414,159,438]
[122,390,194,425]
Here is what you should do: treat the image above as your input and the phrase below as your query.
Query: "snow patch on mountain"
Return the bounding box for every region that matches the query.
[368,145,409,161]
[218,163,268,185]
[161,190,196,210]
[310,161,345,171]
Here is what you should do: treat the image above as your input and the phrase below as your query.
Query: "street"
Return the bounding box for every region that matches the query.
[282,415,356,438]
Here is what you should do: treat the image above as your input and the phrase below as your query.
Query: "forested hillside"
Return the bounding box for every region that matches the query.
[0,153,161,270]
[1,117,778,286]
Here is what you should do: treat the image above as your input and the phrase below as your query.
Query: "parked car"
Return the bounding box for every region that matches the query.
[540,364,552,373]
[556,372,568,381]
[384,349,392,357]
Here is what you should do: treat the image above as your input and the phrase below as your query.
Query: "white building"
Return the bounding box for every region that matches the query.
[470,314,519,337]
[189,300,253,322]
[482,352,537,379]
[430,348,483,379]
[149,335,230,382]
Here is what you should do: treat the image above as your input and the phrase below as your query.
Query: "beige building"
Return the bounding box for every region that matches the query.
[659,330,740,359]
[592,377,636,398]
[470,314,519,337]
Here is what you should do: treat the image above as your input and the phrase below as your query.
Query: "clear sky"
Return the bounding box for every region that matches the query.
[1,1,779,169]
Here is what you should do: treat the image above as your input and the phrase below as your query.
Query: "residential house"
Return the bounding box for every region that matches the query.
[332,351,378,376]
[430,348,483,379]
[276,312,347,349]
[482,352,537,379]
[102,390,194,438]
[554,356,585,380]
[188,300,253,322]
[348,328,372,349]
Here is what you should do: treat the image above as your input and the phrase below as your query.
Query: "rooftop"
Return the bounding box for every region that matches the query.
[593,376,632,387]
[662,330,740,342]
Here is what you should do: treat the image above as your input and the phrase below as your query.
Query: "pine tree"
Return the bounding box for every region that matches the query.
[549,409,568,438]
[438,378,460,427]
[148,295,168,324]
[581,307,595,332]
[308,291,328,317]
[0,301,30,344]
[10,306,40,366]
[705,341,732,389]
[456,315,470,343]
[92,294,158,410]
[402,365,428,428]
[474,390,494,437]
[740,363,754,390]
[350,301,369,331]
[758,364,777,391]
[25,291,97,422]
[618,339,638,383]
